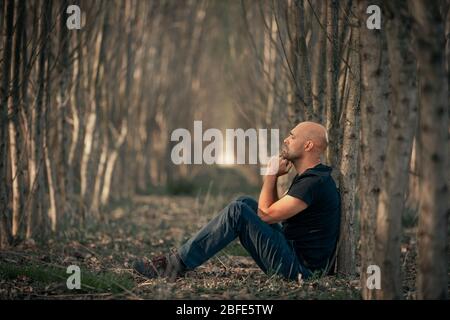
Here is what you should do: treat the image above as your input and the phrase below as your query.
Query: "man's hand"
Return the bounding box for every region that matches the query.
[266,156,292,177]
[277,157,293,176]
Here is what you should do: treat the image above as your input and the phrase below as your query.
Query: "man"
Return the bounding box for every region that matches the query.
[133,121,341,280]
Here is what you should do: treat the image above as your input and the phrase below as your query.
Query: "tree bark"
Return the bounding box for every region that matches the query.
[325,0,340,172]
[337,25,359,277]
[312,0,327,122]
[358,0,390,300]
[101,122,127,207]
[294,0,313,121]
[67,29,82,205]
[374,1,418,300]
[0,0,15,248]
[123,0,137,198]
[28,0,52,239]
[80,6,107,219]
[263,7,278,127]
[44,0,56,233]
[411,0,449,300]
[56,0,71,220]
[9,0,26,238]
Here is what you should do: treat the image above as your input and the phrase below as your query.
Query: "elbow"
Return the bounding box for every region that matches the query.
[257,208,277,224]
[264,217,278,224]
[258,213,270,223]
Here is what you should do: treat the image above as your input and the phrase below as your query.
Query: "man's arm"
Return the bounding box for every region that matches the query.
[257,157,308,224]
[258,175,279,213]
[258,195,308,224]
[258,157,286,213]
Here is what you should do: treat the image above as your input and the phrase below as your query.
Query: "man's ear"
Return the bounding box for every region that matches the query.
[305,140,314,151]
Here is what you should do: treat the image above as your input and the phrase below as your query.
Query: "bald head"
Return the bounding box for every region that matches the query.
[294,121,328,154]
[281,121,328,162]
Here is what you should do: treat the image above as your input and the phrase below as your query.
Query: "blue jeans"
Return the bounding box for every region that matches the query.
[178,196,311,280]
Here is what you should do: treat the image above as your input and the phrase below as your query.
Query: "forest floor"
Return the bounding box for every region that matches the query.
[0,194,444,300]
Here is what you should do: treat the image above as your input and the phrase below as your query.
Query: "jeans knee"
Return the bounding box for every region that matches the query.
[227,201,257,224]
[235,195,256,203]
[235,195,258,211]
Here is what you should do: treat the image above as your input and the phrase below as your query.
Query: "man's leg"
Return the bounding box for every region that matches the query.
[235,196,309,280]
[236,195,283,233]
[178,196,310,280]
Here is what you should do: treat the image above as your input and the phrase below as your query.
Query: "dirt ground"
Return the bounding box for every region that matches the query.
[0,195,446,299]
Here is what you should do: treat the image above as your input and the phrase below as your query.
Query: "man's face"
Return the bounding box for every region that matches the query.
[281,125,305,161]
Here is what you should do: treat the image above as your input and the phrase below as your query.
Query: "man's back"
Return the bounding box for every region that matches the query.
[282,164,341,272]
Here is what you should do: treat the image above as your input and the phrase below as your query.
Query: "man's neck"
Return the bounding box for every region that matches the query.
[293,158,321,175]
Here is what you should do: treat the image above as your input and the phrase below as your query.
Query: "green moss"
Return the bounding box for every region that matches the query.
[0,262,134,294]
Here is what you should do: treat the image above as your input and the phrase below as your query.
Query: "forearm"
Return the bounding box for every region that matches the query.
[258,175,279,212]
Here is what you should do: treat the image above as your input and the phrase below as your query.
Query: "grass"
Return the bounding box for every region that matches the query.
[0,262,135,294]
[222,241,250,257]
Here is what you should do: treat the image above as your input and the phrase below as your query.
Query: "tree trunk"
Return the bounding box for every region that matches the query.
[67,29,82,205]
[263,7,278,127]
[411,0,449,300]
[26,0,50,239]
[80,7,107,219]
[56,0,71,220]
[358,0,390,300]
[0,0,15,248]
[374,1,418,299]
[101,122,127,207]
[9,0,25,238]
[312,1,327,122]
[445,0,450,220]
[44,135,57,232]
[91,139,108,216]
[294,0,313,121]
[19,1,29,238]
[337,25,359,277]
[44,0,56,233]
[27,2,40,238]
[123,0,136,198]
[80,110,96,218]
[325,0,340,172]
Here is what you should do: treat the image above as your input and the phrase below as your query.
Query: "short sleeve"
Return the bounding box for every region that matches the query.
[287,176,319,206]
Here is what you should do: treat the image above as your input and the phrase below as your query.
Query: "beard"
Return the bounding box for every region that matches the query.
[281,146,299,161]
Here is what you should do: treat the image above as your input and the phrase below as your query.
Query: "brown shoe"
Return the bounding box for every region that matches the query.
[133,253,186,279]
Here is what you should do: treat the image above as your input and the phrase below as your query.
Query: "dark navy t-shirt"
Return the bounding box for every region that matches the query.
[282,164,340,272]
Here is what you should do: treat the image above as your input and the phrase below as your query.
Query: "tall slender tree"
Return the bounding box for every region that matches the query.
[325,0,340,171]
[374,0,418,299]
[311,0,327,122]
[358,0,390,300]
[0,0,15,248]
[411,0,449,300]
[337,21,359,277]
[56,0,71,220]
[9,0,26,238]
